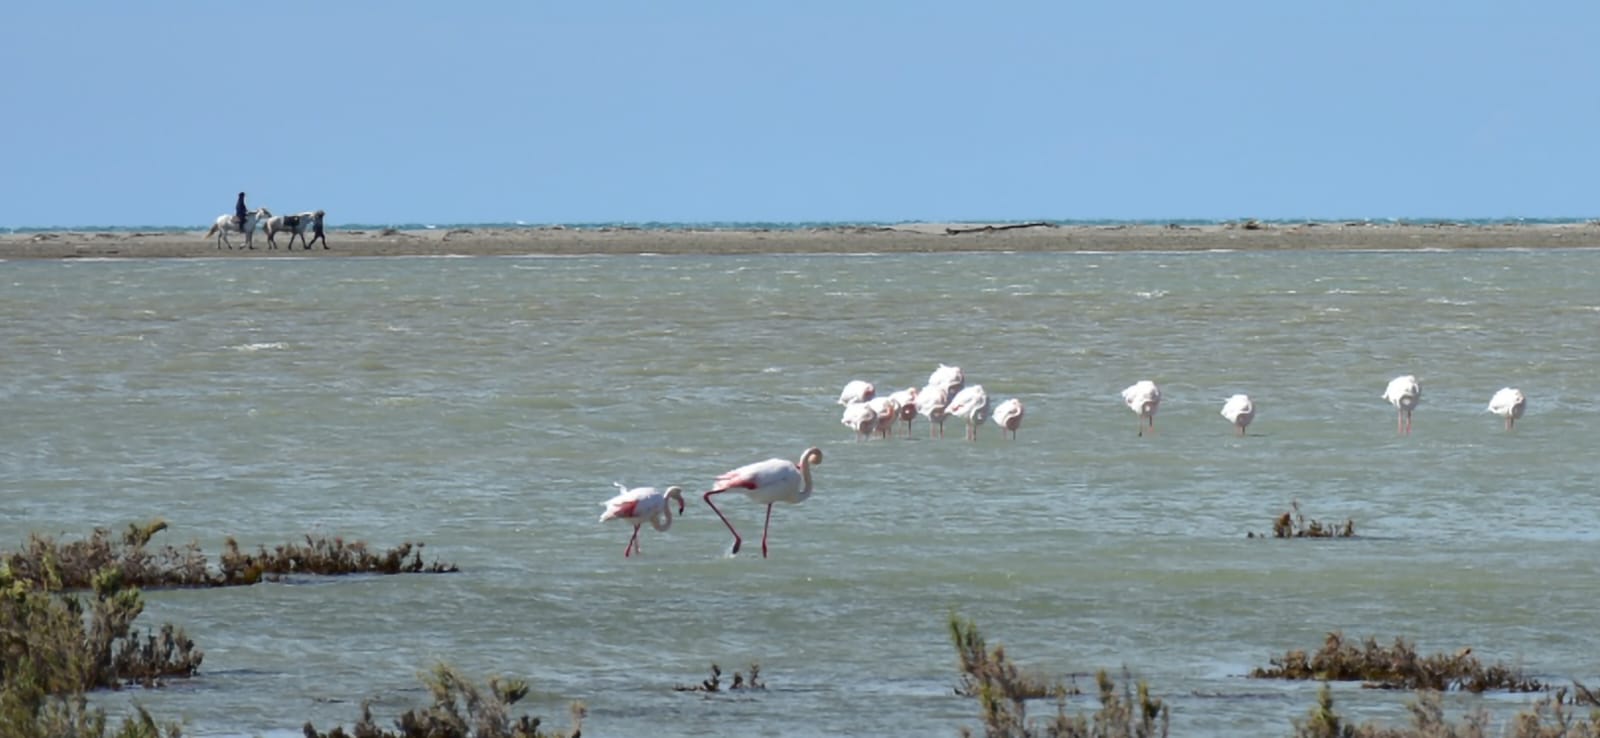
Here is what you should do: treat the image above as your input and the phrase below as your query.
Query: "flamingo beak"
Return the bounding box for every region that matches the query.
[677,499,686,515]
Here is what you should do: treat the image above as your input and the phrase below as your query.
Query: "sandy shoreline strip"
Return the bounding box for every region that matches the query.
[3,222,1599,259]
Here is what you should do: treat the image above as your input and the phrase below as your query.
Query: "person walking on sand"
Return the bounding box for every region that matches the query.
[234,192,249,231]
[306,209,328,249]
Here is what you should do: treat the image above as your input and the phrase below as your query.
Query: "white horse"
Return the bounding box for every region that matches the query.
[264,210,317,249]
[205,207,271,249]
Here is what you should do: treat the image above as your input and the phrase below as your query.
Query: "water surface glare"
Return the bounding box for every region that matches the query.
[3,250,1598,737]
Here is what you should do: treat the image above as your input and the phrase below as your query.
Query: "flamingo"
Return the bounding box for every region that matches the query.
[1122,380,1162,437]
[887,387,918,437]
[598,483,685,558]
[927,364,965,396]
[1486,387,1526,431]
[841,401,878,441]
[1220,394,1255,436]
[917,383,951,438]
[703,447,823,558]
[992,398,1024,440]
[946,384,990,441]
[838,380,875,406]
[1382,375,1422,435]
[866,395,898,439]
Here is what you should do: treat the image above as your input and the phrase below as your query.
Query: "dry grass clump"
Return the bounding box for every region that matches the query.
[673,663,765,693]
[0,521,458,590]
[1248,501,1355,539]
[302,663,584,738]
[1252,632,1546,693]
[950,614,1168,738]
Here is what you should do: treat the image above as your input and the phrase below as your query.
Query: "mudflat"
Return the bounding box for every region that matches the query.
[4,221,1597,259]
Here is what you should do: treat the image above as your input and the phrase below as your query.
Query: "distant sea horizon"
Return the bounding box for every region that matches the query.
[3,216,1597,234]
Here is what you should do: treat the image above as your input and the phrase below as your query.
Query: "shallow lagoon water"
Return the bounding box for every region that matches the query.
[2,248,1597,736]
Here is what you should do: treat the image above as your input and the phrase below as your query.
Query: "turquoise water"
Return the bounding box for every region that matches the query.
[2,247,1597,736]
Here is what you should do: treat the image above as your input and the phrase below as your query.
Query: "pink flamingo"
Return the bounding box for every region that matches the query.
[917,384,951,439]
[838,380,875,405]
[841,402,878,441]
[866,396,898,439]
[1122,380,1162,437]
[1220,394,1255,436]
[927,364,965,396]
[887,387,918,437]
[992,398,1024,440]
[946,384,990,441]
[1382,375,1421,435]
[599,483,685,558]
[703,447,823,558]
[1486,387,1526,431]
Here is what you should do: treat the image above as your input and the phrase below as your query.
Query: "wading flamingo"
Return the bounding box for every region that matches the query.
[927,364,965,396]
[866,395,898,439]
[917,384,951,439]
[946,384,990,441]
[1220,394,1255,436]
[599,483,685,558]
[992,398,1024,440]
[1122,380,1162,437]
[1486,387,1526,431]
[1382,375,1421,435]
[703,447,823,558]
[887,387,918,437]
[838,380,875,406]
[841,402,878,441]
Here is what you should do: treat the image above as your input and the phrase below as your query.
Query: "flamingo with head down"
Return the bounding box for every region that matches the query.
[887,387,918,437]
[1122,380,1161,437]
[703,447,823,558]
[599,483,685,558]
[1382,375,1421,435]
[1486,387,1526,431]
[1220,394,1255,436]
[838,380,875,406]
[946,384,990,441]
[992,398,1024,440]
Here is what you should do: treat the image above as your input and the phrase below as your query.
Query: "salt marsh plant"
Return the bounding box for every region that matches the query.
[301,663,584,738]
[1248,501,1355,539]
[1252,631,1546,693]
[0,520,458,590]
[673,663,766,693]
[949,614,1169,738]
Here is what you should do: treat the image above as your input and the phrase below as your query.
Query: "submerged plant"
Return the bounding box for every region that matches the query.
[302,663,583,738]
[950,614,1167,738]
[1248,501,1355,539]
[1252,632,1545,693]
[673,663,766,693]
[0,521,458,591]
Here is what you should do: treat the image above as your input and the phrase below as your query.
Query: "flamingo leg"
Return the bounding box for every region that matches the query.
[625,524,642,557]
[760,503,775,559]
[703,490,743,555]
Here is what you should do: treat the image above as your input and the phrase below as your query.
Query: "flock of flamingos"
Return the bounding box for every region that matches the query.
[599,364,1530,560]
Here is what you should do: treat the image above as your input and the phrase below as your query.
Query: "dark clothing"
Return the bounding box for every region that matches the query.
[308,211,328,249]
[235,193,248,227]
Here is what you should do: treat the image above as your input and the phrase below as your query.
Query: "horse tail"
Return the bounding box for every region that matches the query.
[204,223,219,238]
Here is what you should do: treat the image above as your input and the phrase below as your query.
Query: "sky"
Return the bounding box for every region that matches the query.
[3,1,1598,227]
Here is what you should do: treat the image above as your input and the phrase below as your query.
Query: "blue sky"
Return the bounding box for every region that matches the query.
[3,2,1597,227]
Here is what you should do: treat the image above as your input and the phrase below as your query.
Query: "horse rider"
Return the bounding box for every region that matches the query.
[235,192,249,230]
